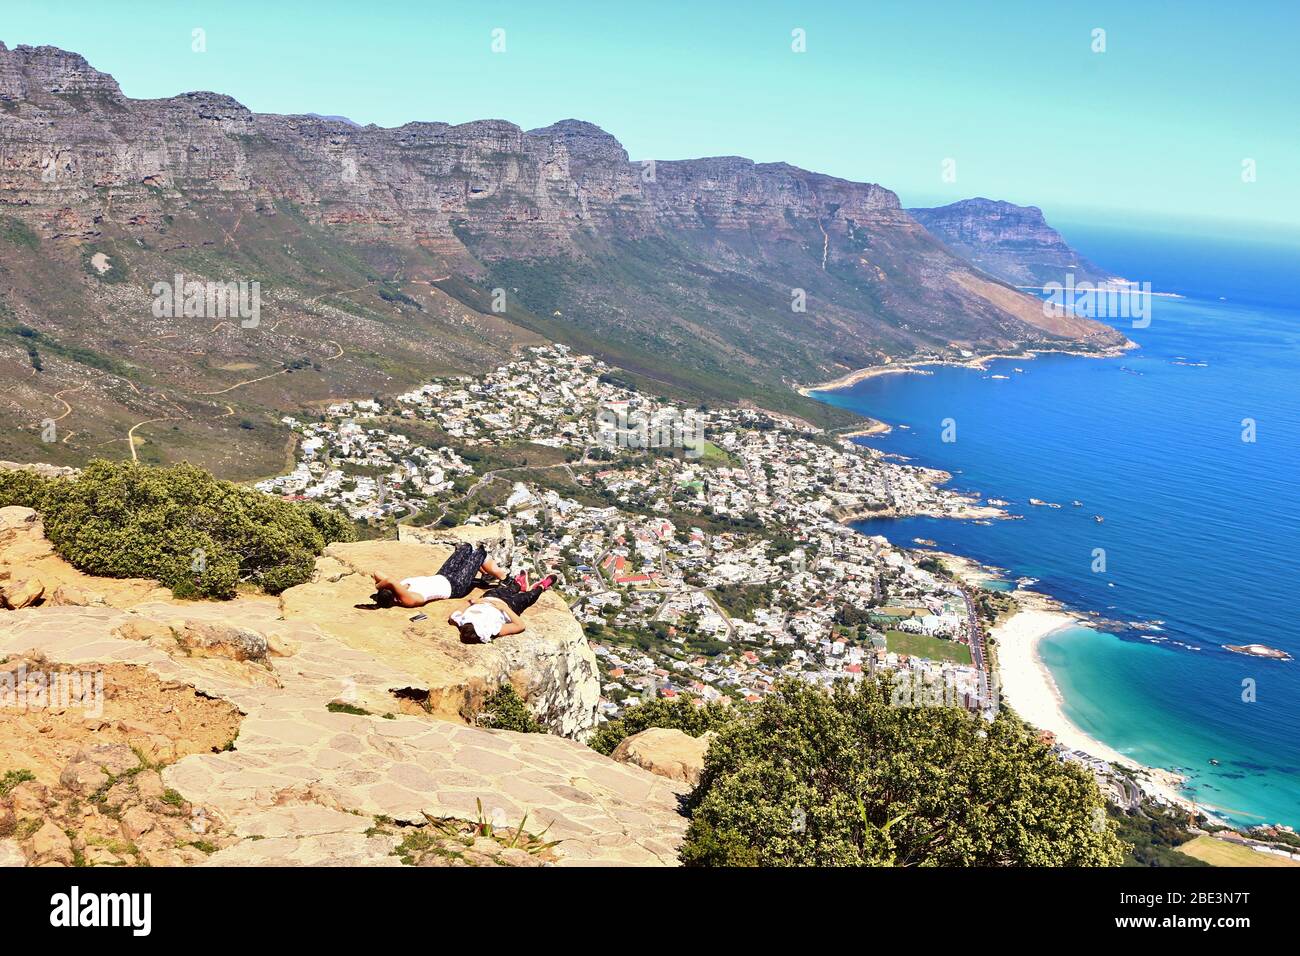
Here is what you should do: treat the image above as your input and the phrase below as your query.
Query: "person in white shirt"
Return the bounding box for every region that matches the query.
[448,572,557,643]
[369,542,508,609]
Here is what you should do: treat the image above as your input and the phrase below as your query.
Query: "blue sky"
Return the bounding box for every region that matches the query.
[5,0,1298,239]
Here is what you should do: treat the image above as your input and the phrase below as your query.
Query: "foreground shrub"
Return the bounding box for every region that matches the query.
[0,468,55,510]
[588,696,738,756]
[680,676,1126,867]
[1,459,354,599]
[475,685,543,734]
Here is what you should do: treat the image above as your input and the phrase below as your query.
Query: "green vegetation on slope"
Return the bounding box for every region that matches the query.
[0,459,354,599]
[1109,805,1209,867]
[0,215,39,250]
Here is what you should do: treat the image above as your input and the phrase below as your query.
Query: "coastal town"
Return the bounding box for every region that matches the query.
[252,345,1221,827]
[255,346,999,715]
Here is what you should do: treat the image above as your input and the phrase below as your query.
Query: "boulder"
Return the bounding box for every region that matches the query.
[5,781,50,815]
[118,805,155,841]
[134,769,165,801]
[610,727,714,786]
[170,620,269,663]
[0,505,42,531]
[48,584,106,607]
[0,839,28,867]
[0,571,44,609]
[58,759,109,795]
[74,742,141,776]
[28,820,74,866]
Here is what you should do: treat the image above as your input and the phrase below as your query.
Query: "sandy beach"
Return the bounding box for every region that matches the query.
[989,601,1201,811]
[991,604,1129,764]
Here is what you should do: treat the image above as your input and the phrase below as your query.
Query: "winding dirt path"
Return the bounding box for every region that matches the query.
[126,416,181,462]
[50,385,86,422]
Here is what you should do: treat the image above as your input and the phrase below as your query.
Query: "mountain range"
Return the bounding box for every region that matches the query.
[0,42,1125,478]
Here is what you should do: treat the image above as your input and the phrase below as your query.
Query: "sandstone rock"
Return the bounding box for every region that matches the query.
[0,524,688,866]
[118,805,155,841]
[262,630,295,658]
[0,462,77,480]
[0,505,41,531]
[610,727,713,786]
[170,620,269,662]
[136,734,177,764]
[0,506,168,608]
[28,820,74,866]
[134,769,165,801]
[0,572,44,609]
[49,584,106,607]
[59,758,108,795]
[84,846,125,866]
[0,838,27,866]
[80,742,142,776]
[6,781,49,814]
[113,618,173,642]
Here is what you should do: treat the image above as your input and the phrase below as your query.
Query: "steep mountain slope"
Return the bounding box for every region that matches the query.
[0,43,1126,476]
[907,197,1115,287]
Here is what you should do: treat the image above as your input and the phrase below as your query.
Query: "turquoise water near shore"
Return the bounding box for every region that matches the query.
[812,231,1300,829]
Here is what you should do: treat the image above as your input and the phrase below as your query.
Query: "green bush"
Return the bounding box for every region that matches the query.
[680,676,1127,867]
[0,459,354,600]
[0,469,56,511]
[476,684,543,733]
[589,696,737,756]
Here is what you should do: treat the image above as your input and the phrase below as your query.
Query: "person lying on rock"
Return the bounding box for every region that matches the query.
[369,542,509,609]
[448,571,557,644]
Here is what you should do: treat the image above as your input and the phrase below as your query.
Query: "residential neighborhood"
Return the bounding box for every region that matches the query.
[256,345,1009,725]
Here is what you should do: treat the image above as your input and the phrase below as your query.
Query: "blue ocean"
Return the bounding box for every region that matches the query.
[812,226,1300,829]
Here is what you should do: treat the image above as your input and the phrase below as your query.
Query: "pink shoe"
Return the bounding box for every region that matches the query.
[514,572,530,590]
[536,574,557,590]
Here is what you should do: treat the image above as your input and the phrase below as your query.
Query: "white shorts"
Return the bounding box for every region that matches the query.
[399,574,453,603]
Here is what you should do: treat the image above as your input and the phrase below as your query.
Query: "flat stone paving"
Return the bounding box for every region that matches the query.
[0,604,688,866]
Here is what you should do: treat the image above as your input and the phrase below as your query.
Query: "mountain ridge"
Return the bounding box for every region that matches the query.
[908,197,1114,287]
[0,41,1126,477]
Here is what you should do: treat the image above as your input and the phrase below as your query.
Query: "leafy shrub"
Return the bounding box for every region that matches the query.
[476,684,543,733]
[0,469,56,511]
[0,769,36,796]
[680,676,1127,867]
[0,459,354,599]
[589,696,737,756]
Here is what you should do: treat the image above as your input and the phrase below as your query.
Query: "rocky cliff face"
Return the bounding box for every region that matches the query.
[0,42,1128,474]
[907,198,1114,287]
[0,44,904,256]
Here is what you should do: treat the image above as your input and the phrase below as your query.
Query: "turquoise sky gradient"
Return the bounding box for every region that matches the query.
[4,0,1297,238]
